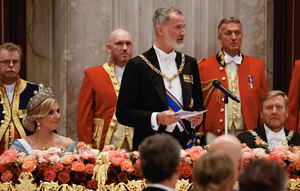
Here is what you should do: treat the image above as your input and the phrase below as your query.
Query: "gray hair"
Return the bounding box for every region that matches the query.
[218,17,242,34]
[153,7,183,34]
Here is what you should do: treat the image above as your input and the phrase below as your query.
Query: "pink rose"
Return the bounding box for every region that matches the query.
[49,155,60,163]
[188,146,205,162]
[120,159,134,173]
[81,150,97,160]
[22,160,36,172]
[0,149,19,164]
[61,154,75,165]
[71,160,85,172]
[109,150,125,166]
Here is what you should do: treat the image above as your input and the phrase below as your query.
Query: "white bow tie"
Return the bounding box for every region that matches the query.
[224,54,242,65]
[160,51,176,61]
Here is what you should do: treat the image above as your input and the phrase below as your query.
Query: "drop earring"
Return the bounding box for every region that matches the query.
[37,121,40,130]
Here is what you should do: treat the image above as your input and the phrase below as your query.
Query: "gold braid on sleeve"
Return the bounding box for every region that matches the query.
[201,79,221,106]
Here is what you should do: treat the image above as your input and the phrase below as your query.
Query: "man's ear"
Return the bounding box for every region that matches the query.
[106,43,111,54]
[156,25,164,36]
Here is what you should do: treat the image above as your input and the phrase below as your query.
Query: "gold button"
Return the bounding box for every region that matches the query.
[2,110,6,114]
[233,116,236,120]
[222,98,224,102]
[217,129,221,133]
[112,118,117,122]
[219,119,223,123]
[1,120,4,124]
[222,77,226,81]
[110,75,115,78]
[0,101,3,104]
[220,108,224,112]
[219,67,224,71]
[126,133,129,136]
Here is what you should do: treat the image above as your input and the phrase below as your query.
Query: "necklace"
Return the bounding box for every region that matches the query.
[139,53,185,89]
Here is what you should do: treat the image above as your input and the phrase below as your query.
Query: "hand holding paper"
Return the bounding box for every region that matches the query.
[175,110,206,126]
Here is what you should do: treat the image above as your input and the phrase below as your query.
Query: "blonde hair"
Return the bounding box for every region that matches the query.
[192,150,235,191]
[259,90,288,111]
[23,98,56,132]
[0,42,22,61]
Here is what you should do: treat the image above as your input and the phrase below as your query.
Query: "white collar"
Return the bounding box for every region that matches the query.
[147,183,174,191]
[224,51,242,65]
[153,45,176,62]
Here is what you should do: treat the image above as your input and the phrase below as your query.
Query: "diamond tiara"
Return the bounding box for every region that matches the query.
[27,84,55,113]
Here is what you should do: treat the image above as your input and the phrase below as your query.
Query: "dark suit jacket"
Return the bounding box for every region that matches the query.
[237,125,300,148]
[116,47,205,150]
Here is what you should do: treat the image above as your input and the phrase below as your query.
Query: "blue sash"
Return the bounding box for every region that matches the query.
[166,90,196,148]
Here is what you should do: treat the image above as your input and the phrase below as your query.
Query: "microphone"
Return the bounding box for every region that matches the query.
[212,80,240,103]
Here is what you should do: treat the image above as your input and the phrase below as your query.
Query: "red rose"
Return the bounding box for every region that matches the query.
[38,163,50,172]
[43,170,56,182]
[181,165,193,178]
[52,162,64,173]
[0,165,6,173]
[57,171,70,184]
[74,172,87,181]
[87,179,98,190]
[117,171,128,182]
[1,170,13,182]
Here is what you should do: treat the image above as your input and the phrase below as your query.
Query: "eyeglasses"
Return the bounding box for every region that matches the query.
[0,59,20,66]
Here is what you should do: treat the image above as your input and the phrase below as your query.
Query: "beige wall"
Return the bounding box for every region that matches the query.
[26,0,274,140]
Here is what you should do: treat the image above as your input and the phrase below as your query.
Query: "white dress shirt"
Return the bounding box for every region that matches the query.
[115,64,125,84]
[264,124,286,150]
[147,183,174,191]
[224,51,242,79]
[150,45,183,133]
[4,82,16,104]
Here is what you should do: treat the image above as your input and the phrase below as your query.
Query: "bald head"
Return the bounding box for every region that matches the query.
[106,29,133,67]
[209,135,242,181]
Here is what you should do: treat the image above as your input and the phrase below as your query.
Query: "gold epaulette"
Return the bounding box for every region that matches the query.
[201,79,221,106]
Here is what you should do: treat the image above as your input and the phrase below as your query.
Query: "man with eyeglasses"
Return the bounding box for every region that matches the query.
[237,90,300,150]
[0,42,39,154]
[198,17,268,143]
[77,29,134,151]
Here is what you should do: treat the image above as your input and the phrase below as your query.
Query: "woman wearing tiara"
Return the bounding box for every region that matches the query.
[10,86,76,154]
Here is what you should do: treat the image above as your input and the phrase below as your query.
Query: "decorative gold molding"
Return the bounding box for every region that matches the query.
[1,173,300,191]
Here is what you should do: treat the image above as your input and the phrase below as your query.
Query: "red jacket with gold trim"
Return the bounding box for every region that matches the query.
[287,60,300,132]
[77,62,132,150]
[198,54,268,135]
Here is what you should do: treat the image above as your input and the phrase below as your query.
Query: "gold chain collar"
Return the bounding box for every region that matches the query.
[250,129,294,153]
[139,53,185,89]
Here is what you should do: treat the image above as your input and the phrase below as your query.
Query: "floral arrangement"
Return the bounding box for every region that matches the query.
[0,142,99,189]
[0,142,300,190]
[241,144,300,179]
[103,145,144,184]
